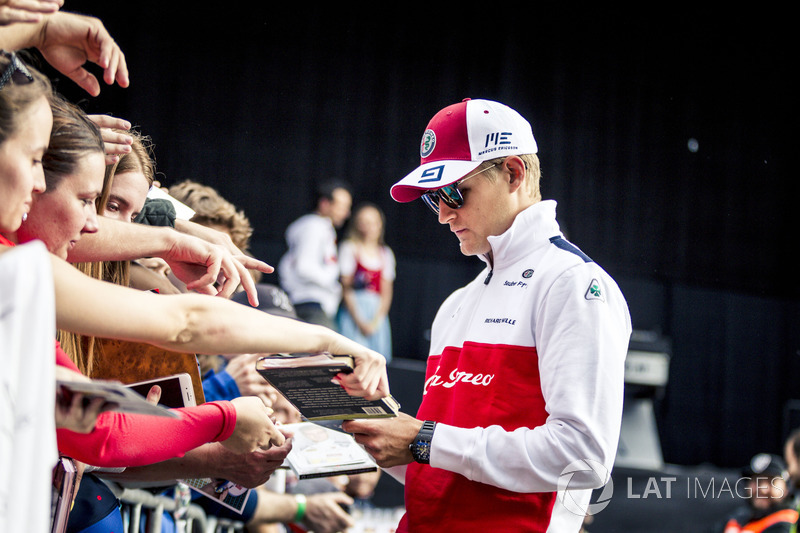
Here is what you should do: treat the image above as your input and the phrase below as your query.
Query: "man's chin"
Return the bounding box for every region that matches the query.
[457,240,488,257]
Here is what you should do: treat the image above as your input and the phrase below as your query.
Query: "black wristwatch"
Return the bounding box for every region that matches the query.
[409,420,437,464]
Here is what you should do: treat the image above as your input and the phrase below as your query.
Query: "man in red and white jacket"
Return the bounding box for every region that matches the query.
[344,99,632,532]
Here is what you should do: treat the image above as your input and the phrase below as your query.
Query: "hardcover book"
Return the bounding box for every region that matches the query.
[256,353,400,421]
[281,422,378,479]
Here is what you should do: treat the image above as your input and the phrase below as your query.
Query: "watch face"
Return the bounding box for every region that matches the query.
[411,440,431,463]
[410,421,435,464]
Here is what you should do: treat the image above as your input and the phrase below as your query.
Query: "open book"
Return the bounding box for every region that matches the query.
[256,353,400,420]
[56,379,178,418]
[281,422,378,479]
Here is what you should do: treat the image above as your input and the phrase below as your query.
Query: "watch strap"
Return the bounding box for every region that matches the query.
[409,420,436,464]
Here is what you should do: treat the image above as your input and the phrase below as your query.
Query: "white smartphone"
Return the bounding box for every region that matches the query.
[127,373,196,408]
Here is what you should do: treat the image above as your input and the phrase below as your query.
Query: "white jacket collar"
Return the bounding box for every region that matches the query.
[480,200,563,270]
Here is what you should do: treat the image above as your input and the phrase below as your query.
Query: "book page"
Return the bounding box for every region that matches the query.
[282,422,377,478]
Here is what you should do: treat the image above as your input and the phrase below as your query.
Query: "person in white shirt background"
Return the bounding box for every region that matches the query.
[278,180,352,331]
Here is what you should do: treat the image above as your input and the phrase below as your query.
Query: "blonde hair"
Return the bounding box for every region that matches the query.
[344,202,386,245]
[482,154,542,202]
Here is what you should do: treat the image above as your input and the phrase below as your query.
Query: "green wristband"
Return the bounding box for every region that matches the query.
[293,493,307,522]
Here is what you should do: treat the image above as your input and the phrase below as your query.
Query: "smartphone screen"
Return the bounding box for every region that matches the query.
[128,375,193,408]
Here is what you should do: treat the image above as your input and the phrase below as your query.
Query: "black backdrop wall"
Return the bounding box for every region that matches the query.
[45,5,798,468]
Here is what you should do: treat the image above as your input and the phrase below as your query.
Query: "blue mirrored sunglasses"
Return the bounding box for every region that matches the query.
[420,163,498,214]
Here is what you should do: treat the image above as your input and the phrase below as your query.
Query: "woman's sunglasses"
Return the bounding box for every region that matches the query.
[0,51,35,91]
[421,163,498,215]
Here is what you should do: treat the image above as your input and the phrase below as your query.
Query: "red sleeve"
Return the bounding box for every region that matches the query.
[56,400,238,467]
[55,341,80,371]
[54,339,238,467]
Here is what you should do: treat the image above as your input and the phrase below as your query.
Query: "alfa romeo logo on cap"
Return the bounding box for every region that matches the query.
[420,129,436,158]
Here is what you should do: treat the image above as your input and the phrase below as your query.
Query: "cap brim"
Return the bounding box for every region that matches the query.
[390,160,482,202]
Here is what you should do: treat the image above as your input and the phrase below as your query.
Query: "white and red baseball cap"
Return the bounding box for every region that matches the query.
[390,98,538,202]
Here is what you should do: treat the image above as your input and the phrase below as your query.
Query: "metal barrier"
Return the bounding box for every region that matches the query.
[108,483,245,533]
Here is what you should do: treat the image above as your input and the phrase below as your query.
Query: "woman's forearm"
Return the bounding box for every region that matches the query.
[67,217,175,263]
[53,254,332,355]
[51,252,389,399]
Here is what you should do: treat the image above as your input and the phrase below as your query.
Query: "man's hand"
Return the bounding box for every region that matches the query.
[342,413,423,468]
[36,11,129,96]
[0,0,61,25]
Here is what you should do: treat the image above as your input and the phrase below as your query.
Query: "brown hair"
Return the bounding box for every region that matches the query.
[99,128,156,212]
[0,51,52,145]
[42,93,104,192]
[71,128,161,373]
[40,94,106,374]
[168,180,254,252]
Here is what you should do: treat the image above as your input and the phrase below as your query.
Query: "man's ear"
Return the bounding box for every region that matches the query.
[505,156,526,192]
